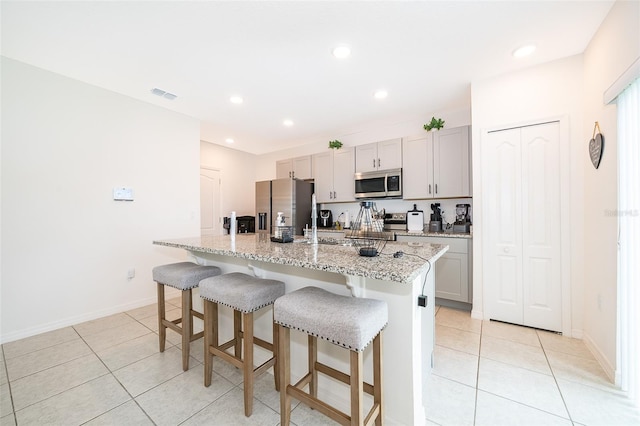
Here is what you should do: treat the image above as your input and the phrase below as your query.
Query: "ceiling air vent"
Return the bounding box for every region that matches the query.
[150,87,177,100]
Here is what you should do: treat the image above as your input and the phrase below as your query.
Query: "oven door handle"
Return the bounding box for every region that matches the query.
[383,173,389,196]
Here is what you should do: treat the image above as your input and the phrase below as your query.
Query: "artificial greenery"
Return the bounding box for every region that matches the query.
[328,140,343,149]
[423,117,445,131]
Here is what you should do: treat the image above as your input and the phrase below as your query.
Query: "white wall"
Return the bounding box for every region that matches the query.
[200,141,257,217]
[471,55,585,335]
[1,58,201,343]
[582,0,640,382]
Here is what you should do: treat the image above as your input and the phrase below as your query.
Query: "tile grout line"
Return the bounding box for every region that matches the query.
[1,345,18,425]
[472,317,483,425]
[536,329,575,424]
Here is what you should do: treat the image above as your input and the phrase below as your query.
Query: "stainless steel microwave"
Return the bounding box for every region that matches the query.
[354,168,402,199]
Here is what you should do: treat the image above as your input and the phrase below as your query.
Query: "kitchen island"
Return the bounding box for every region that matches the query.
[153,234,448,425]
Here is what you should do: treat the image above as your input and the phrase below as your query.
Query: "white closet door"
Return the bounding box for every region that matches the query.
[484,121,562,332]
[483,128,524,324]
[521,122,562,331]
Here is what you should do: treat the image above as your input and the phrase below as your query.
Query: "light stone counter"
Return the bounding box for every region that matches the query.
[153,233,448,425]
[153,233,448,284]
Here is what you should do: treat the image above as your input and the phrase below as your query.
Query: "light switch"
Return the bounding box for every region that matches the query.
[113,187,134,201]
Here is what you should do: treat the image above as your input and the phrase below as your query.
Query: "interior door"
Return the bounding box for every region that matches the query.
[200,167,221,236]
[483,122,562,332]
[483,128,524,324]
[521,122,562,331]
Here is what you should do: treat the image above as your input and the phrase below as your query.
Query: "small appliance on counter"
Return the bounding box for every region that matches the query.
[318,209,333,228]
[223,215,255,234]
[429,203,443,232]
[406,205,424,233]
[453,203,472,233]
[383,212,407,231]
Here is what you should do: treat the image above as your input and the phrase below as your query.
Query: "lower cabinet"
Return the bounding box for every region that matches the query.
[396,235,472,304]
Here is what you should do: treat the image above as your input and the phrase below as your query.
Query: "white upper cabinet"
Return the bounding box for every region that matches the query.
[402,126,471,199]
[276,155,312,180]
[312,148,355,203]
[355,138,402,173]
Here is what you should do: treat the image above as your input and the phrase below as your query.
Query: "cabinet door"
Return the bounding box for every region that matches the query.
[435,252,469,302]
[332,148,355,202]
[276,159,292,179]
[377,138,402,170]
[355,143,377,173]
[312,151,334,203]
[433,126,470,198]
[402,135,430,199]
[293,156,312,180]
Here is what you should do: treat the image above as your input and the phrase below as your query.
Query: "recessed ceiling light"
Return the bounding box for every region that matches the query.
[229,96,243,104]
[283,119,294,127]
[513,44,536,58]
[332,45,351,59]
[374,90,388,99]
[225,138,234,144]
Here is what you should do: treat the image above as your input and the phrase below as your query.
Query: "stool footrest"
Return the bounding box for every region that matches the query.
[190,331,204,342]
[163,319,182,334]
[293,372,313,391]
[253,336,273,352]
[315,362,375,396]
[191,310,204,321]
[287,385,350,426]
[209,346,244,370]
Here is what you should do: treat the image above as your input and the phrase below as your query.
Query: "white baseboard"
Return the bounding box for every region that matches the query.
[0,294,166,345]
[471,309,484,320]
[582,332,616,383]
[571,328,584,339]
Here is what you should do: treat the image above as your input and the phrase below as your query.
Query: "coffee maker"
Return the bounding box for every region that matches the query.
[318,210,333,228]
[428,203,443,232]
[453,204,472,233]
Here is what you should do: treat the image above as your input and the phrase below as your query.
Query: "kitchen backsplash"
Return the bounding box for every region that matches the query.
[320,198,472,229]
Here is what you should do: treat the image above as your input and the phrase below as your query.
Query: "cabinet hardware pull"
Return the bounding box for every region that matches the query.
[429,184,432,194]
[435,184,438,194]
[373,159,376,168]
[377,158,381,167]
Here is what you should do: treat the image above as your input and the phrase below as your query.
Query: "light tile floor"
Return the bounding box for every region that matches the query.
[1,302,639,425]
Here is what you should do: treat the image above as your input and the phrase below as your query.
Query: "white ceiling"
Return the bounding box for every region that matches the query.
[1,1,614,155]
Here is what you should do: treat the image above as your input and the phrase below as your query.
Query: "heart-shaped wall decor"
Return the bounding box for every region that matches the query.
[589,133,604,169]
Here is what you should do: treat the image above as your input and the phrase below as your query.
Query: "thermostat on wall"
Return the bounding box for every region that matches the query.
[113,187,134,201]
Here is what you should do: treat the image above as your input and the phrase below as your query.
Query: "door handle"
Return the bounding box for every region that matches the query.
[428,184,432,194]
[333,191,337,199]
[373,159,376,168]
[377,158,381,168]
[435,184,438,194]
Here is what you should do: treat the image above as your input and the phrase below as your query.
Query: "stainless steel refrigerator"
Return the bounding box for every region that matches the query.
[255,178,313,236]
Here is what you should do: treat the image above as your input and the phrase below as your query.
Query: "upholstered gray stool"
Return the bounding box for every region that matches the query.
[152,262,222,371]
[274,286,388,426]
[199,272,285,417]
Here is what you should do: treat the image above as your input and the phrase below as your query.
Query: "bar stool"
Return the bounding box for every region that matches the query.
[199,272,285,417]
[152,262,222,371]
[274,286,388,426]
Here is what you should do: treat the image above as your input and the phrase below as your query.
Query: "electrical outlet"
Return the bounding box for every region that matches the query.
[127,268,136,280]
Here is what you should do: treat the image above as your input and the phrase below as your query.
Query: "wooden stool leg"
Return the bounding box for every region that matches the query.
[308,335,318,397]
[181,289,192,371]
[273,316,280,391]
[243,312,254,417]
[374,332,383,426]
[278,325,291,426]
[350,350,364,426]
[157,283,166,352]
[204,300,213,387]
[234,310,242,358]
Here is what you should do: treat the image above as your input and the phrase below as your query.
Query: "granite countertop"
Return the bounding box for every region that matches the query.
[153,234,448,284]
[395,229,472,239]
